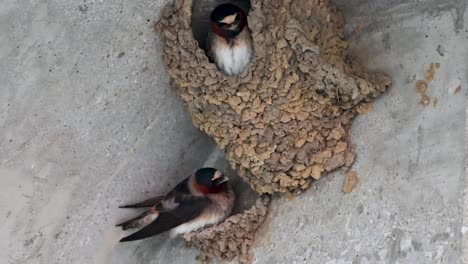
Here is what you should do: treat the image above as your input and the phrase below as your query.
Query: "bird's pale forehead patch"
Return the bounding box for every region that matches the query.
[220,13,237,24]
[212,171,223,180]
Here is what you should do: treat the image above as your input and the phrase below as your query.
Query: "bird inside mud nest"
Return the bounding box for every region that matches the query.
[206,3,254,76]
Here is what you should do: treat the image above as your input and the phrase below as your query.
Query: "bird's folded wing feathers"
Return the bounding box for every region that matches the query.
[118,196,165,208]
[119,197,210,242]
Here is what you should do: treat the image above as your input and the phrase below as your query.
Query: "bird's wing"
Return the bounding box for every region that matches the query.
[115,210,155,230]
[119,177,191,209]
[166,177,191,197]
[118,196,165,208]
[119,197,210,242]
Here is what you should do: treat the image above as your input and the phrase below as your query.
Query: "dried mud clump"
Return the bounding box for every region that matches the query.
[155,0,391,194]
[183,196,270,263]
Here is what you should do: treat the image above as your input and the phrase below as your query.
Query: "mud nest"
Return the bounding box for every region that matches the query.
[183,196,270,263]
[155,0,391,262]
[155,0,391,194]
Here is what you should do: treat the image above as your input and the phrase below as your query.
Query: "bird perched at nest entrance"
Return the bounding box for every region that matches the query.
[207,3,253,76]
[117,168,235,242]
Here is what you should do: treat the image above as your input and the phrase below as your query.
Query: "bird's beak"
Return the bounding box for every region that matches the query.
[217,175,229,185]
[212,171,229,185]
[228,24,238,30]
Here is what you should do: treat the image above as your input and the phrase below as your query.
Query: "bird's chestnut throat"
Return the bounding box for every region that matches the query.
[210,10,247,42]
[195,182,226,194]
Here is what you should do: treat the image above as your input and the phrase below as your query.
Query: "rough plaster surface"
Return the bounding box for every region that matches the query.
[0,0,215,263]
[0,0,467,264]
[464,91,468,264]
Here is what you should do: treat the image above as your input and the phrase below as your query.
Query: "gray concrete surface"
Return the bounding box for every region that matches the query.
[1,0,467,264]
[0,0,216,263]
[464,86,468,264]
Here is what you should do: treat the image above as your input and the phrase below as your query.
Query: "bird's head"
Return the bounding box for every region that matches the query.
[194,167,229,194]
[210,4,247,39]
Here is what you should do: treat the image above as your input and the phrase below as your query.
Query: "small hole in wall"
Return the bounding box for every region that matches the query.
[190,0,251,53]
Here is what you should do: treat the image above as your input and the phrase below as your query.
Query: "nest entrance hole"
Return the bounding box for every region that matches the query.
[206,150,260,214]
[191,0,251,52]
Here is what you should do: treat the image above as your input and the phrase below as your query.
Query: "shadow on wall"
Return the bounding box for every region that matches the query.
[191,0,251,52]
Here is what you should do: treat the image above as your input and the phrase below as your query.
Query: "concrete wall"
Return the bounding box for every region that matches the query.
[1,0,215,263]
[1,0,467,263]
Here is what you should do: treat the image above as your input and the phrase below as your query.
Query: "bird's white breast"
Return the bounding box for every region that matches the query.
[170,214,221,237]
[213,41,252,76]
[169,189,234,237]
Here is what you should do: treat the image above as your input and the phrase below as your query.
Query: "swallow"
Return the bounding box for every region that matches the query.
[207,3,254,76]
[116,167,234,242]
